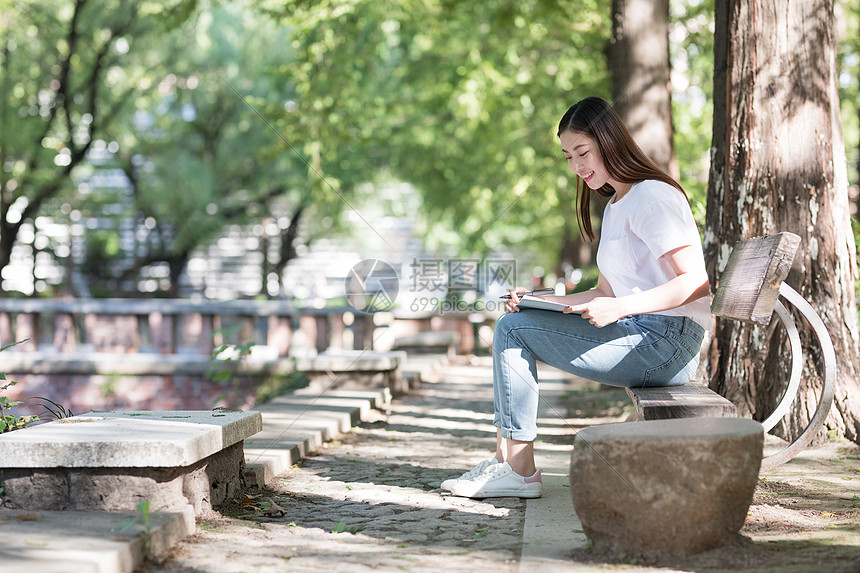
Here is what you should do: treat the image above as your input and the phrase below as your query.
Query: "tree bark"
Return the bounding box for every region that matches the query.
[275,202,307,296]
[705,0,860,443]
[607,0,678,177]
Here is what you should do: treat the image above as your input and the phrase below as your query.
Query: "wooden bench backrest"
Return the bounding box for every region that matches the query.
[710,232,801,326]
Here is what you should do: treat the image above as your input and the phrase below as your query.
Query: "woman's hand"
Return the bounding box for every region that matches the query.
[562,275,621,327]
[504,287,528,313]
[565,297,626,328]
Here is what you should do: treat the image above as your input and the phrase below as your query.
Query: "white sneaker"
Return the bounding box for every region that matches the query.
[447,461,542,499]
[440,458,499,491]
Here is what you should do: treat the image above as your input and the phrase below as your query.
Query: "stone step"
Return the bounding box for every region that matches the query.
[393,331,460,357]
[0,506,194,573]
[243,388,390,487]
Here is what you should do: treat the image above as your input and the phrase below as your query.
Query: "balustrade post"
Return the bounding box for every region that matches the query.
[180,312,213,355]
[0,311,12,348]
[314,314,329,352]
[329,312,345,350]
[149,312,175,354]
[267,314,291,357]
[16,313,37,351]
[352,314,374,350]
[54,312,76,353]
[298,314,317,355]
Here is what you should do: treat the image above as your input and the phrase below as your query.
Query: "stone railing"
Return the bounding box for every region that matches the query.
[0,298,497,357]
[0,298,498,414]
[0,298,373,357]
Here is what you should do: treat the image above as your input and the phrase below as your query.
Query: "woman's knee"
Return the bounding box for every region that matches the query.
[493,312,523,350]
[493,313,510,340]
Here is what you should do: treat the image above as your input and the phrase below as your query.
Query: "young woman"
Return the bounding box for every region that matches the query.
[442,96,711,499]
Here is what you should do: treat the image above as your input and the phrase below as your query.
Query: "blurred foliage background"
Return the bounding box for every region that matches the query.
[0,0,858,299]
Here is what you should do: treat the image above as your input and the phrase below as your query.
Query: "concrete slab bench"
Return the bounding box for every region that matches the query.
[0,410,261,520]
[626,384,736,419]
[392,331,460,357]
[624,232,836,470]
[296,349,409,395]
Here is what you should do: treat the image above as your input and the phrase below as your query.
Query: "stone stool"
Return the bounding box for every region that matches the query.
[570,417,763,557]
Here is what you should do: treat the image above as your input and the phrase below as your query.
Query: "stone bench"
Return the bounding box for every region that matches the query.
[0,410,261,523]
[570,417,763,556]
[296,350,409,395]
[624,232,836,470]
[392,331,460,358]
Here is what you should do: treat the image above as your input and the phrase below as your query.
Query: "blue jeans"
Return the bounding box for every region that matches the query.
[492,310,705,441]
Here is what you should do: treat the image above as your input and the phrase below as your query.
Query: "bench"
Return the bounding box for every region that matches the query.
[0,410,262,521]
[392,331,461,358]
[295,349,408,395]
[625,232,836,470]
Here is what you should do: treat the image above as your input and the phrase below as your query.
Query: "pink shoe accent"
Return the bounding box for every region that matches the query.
[524,469,542,484]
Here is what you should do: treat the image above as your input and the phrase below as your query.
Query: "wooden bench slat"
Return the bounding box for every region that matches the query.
[626,385,737,420]
[710,232,800,325]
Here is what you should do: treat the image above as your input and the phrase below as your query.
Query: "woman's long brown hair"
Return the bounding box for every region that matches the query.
[557,96,686,242]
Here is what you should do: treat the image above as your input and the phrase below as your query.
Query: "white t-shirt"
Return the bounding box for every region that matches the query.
[596,179,712,331]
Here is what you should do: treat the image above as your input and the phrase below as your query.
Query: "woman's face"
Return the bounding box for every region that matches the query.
[560,131,608,190]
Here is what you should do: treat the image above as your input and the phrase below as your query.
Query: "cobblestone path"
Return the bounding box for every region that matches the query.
[150,358,534,573]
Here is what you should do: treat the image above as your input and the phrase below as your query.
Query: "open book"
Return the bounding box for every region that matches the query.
[517,295,580,313]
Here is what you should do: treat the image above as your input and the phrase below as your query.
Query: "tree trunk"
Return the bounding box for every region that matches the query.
[705,0,860,443]
[607,0,678,177]
[275,203,307,296]
[167,251,190,298]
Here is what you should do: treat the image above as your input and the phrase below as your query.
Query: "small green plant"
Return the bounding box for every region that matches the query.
[118,499,167,548]
[252,370,309,406]
[0,338,44,433]
[332,521,364,534]
[100,375,119,398]
[26,396,74,420]
[0,379,39,433]
[206,324,257,406]
[207,339,256,385]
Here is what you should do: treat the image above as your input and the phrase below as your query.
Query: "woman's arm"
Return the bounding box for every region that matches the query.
[547,274,615,305]
[565,244,710,327]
